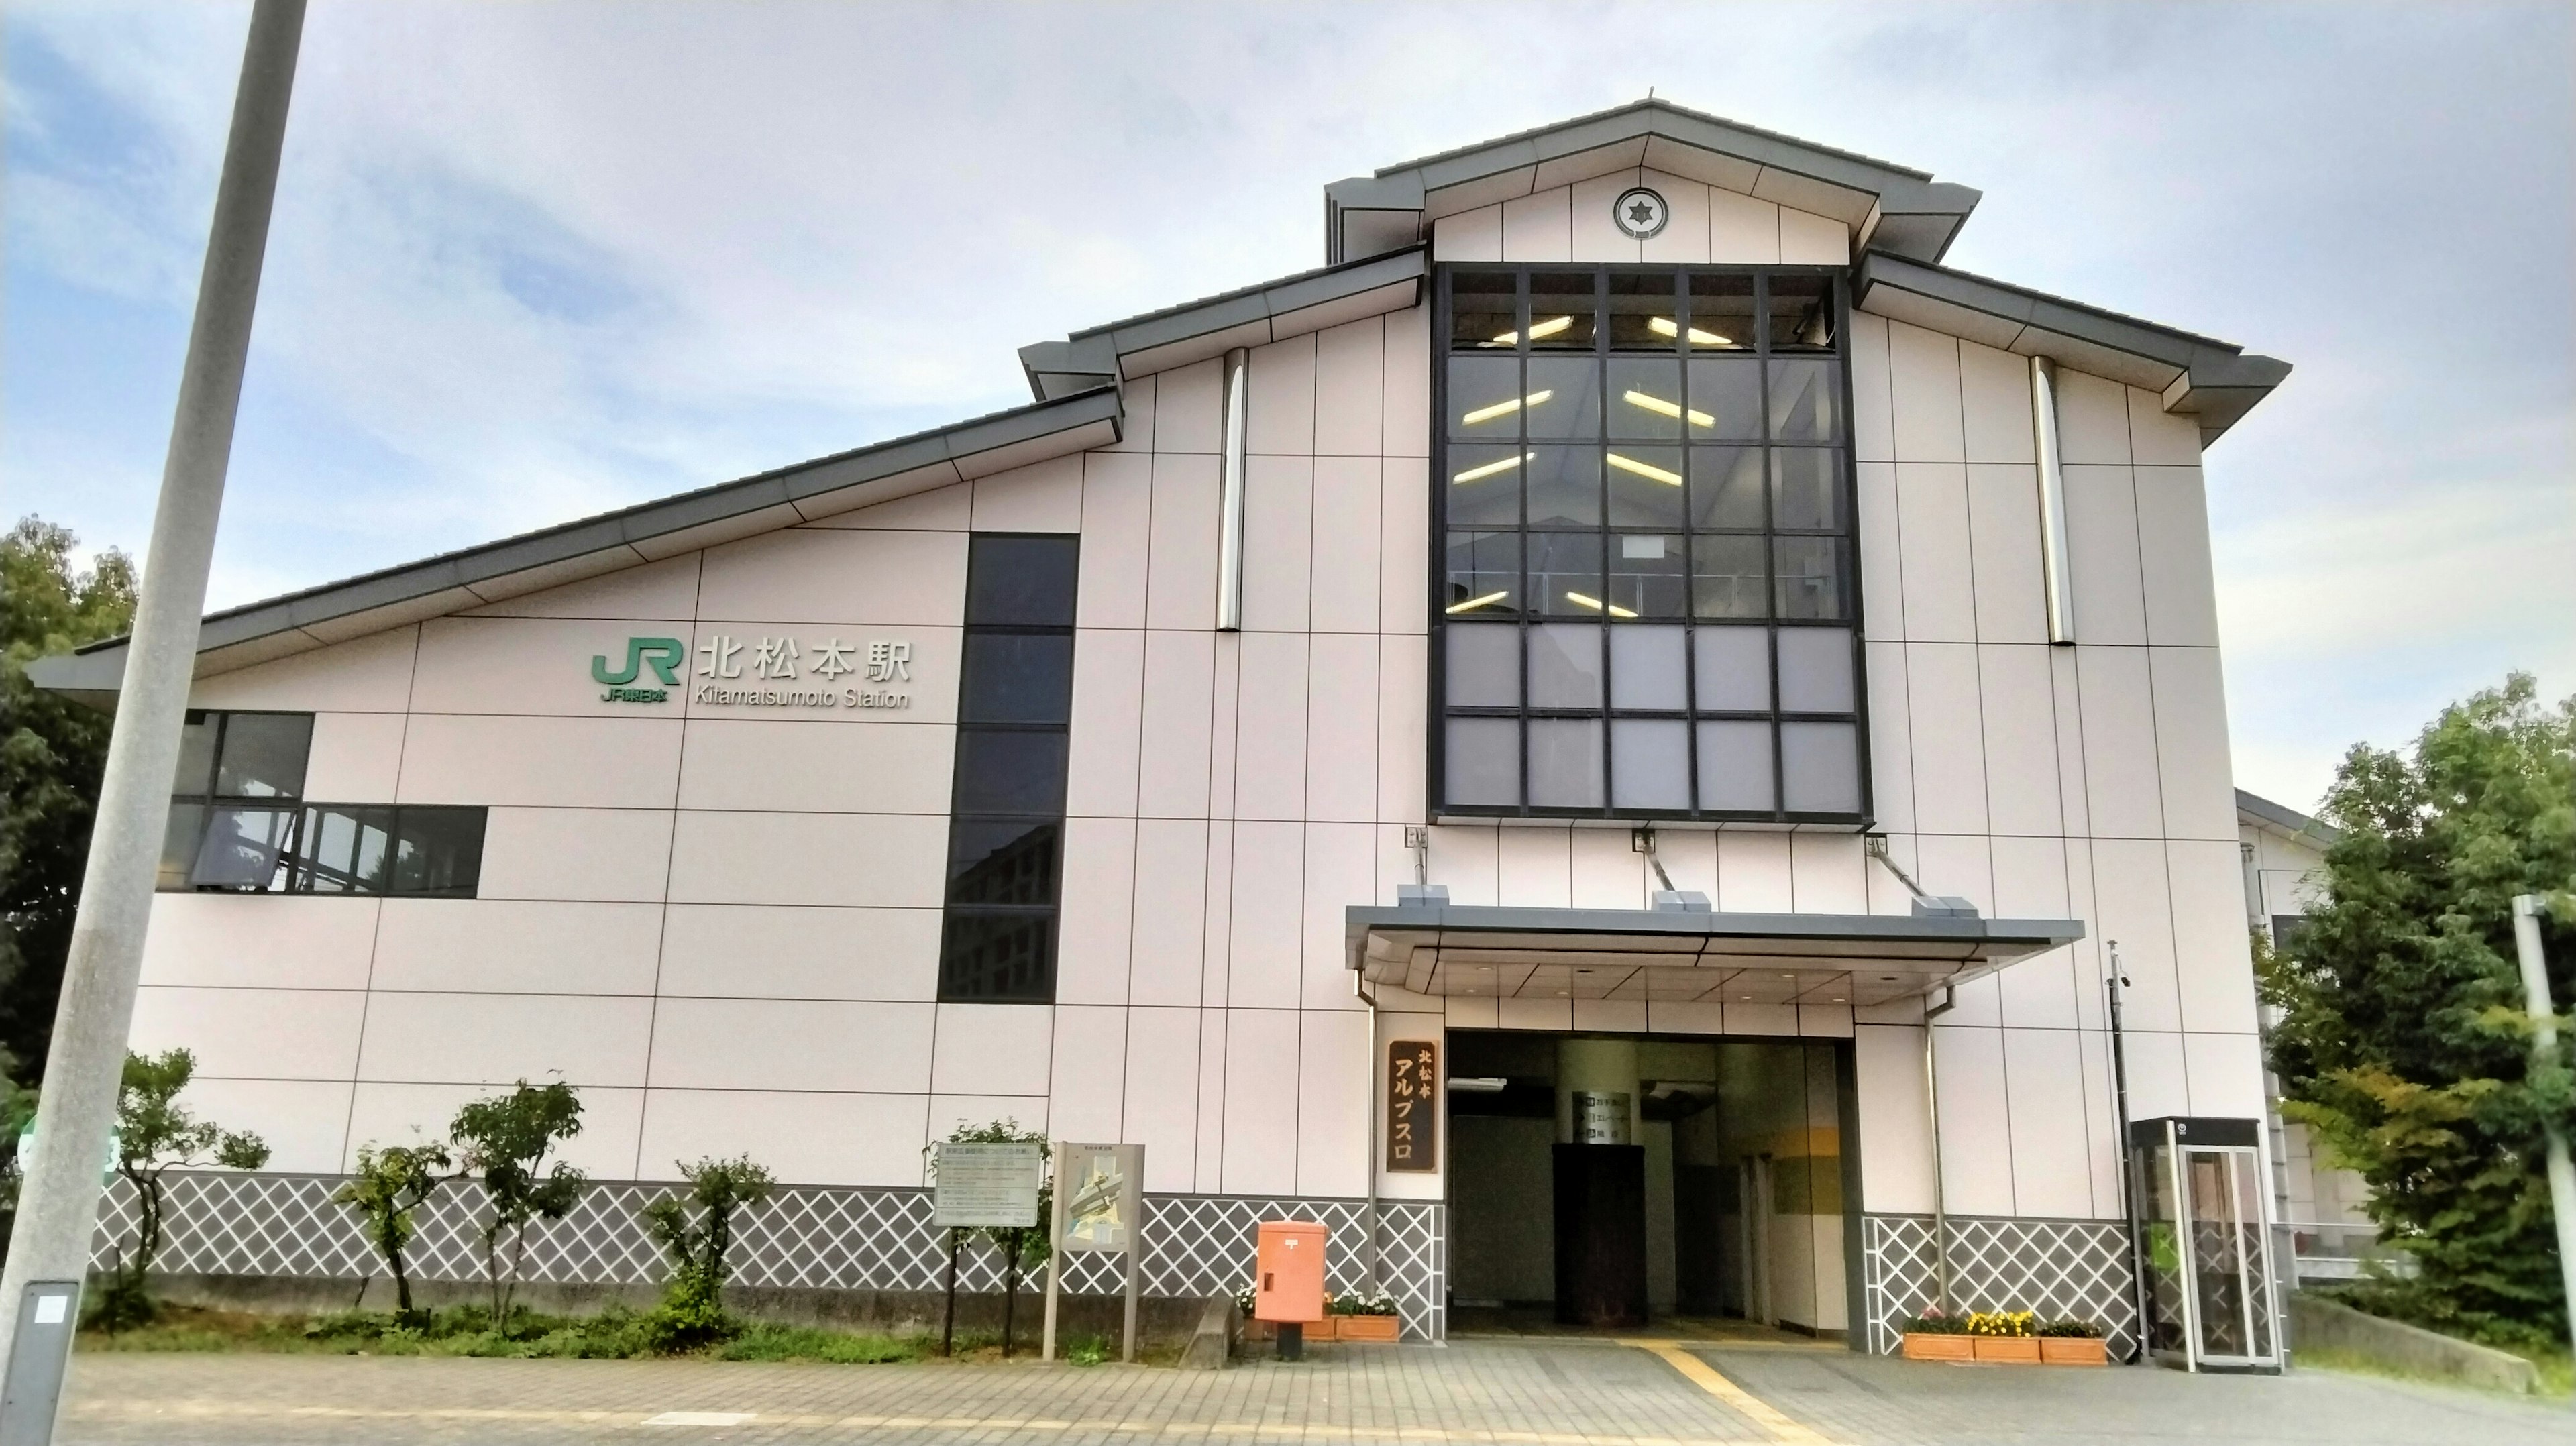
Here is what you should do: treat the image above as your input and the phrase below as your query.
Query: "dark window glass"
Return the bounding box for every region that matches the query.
[1687,274,1756,351]
[1524,447,1601,527]
[1608,534,1689,619]
[1447,355,1525,437]
[952,728,1067,816]
[214,713,313,797]
[298,805,393,893]
[175,714,219,797]
[965,535,1079,626]
[961,633,1074,724]
[391,808,486,897]
[1689,446,1766,529]
[1527,532,1604,618]
[191,808,297,889]
[1435,264,1864,823]
[1606,359,1686,441]
[158,803,207,891]
[1607,272,1679,351]
[1768,359,1842,442]
[1526,272,1598,350]
[938,913,1057,1002]
[1450,270,1517,349]
[1523,357,1603,441]
[1684,357,1764,441]
[1444,531,1521,616]
[1446,447,1525,527]
[1767,274,1836,353]
[947,818,1061,905]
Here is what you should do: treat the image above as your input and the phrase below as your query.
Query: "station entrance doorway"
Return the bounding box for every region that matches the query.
[1444,1030,1856,1340]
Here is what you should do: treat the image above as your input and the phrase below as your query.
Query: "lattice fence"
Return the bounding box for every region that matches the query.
[91,1174,1446,1341]
[1859,1213,2137,1358]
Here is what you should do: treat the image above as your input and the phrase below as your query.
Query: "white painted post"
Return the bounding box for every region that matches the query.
[0,7,304,1436]
[2509,895,2576,1405]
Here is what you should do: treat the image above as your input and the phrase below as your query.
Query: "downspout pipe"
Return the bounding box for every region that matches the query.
[1215,347,1250,632]
[2107,942,2153,1363]
[1923,985,1956,1314]
[2031,357,2076,645]
[1354,968,1382,1298]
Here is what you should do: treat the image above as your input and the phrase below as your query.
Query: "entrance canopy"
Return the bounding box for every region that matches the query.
[1347,904,2083,1009]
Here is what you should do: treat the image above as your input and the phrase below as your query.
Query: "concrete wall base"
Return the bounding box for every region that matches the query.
[2289,1292,2540,1395]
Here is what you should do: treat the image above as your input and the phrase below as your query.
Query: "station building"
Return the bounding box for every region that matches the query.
[36,101,2292,1353]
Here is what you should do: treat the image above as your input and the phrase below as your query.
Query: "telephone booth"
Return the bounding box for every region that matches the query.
[2132,1117,2281,1372]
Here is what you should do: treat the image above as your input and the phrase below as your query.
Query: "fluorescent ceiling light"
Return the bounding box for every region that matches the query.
[1445,590,1509,614]
[1605,452,1683,486]
[1562,591,1640,618]
[1621,390,1715,428]
[1450,452,1529,484]
[1485,315,1575,347]
[1447,1077,1509,1094]
[1459,389,1554,427]
[1648,316,1733,346]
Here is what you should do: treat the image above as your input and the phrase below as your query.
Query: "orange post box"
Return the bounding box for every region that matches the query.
[1254,1220,1327,1323]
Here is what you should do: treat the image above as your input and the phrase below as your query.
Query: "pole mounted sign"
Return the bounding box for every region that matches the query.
[930,1142,1042,1229]
[1040,1142,1146,1363]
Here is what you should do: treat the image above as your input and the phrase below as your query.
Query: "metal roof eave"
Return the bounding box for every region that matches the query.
[1853,252,2291,445]
[1322,99,1980,267]
[27,385,1125,704]
[2236,788,2341,847]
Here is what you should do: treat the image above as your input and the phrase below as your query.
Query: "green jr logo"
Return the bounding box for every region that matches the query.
[593,637,684,703]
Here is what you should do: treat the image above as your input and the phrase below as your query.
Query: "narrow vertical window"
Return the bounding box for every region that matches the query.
[939,534,1079,1002]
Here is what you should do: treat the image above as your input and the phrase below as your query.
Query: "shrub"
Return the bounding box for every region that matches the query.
[639,1155,773,1351]
[96,1049,270,1330]
[1897,1307,1966,1335]
[450,1080,587,1325]
[333,1143,452,1323]
[2036,1318,2104,1338]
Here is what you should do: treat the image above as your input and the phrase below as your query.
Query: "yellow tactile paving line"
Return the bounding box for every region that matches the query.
[1617,1340,1838,1446]
[74,1396,1780,1445]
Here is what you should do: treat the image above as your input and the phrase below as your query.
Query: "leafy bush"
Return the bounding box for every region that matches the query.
[334,1143,451,1323]
[451,1080,587,1324]
[1897,1308,1966,1335]
[95,1049,270,1330]
[639,1155,773,1351]
[1063,1332,1110,1366]
[2035,1318,2104,1338]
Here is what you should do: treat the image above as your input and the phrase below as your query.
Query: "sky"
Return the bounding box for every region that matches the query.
[3,1,2569,814]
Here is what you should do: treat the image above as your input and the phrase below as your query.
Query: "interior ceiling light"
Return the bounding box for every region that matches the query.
[1562,590,1639,618]
[1460,390,1553,427]
[1451,452,1529,485]
[1605,452,1683,487]
[1621,390,1715,429]
[1445,590,1509,614]
[1648,316,1732,346]
[1486,315,1574,347]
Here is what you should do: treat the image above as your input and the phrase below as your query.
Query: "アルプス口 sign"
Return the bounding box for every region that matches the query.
[1385,1040,1438,1172]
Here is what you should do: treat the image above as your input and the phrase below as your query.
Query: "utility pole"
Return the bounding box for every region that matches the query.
[0,3,304,1434]
[2508,895,2576,1409]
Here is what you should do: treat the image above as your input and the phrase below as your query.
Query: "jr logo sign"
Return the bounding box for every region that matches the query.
[592,637,685,703]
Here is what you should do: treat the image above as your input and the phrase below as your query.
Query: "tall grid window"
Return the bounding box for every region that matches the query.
[160,709,486,895]
[1434,265,1870,822]
[938,534,1079,1002]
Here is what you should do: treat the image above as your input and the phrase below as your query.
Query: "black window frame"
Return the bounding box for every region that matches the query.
[938,533,1080,1003]
[1428,262,1874,826]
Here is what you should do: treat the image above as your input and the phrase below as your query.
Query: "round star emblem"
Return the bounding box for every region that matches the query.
[1613,186,1670,240]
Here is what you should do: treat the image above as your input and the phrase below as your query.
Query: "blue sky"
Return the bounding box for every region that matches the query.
[4,1,2569,812]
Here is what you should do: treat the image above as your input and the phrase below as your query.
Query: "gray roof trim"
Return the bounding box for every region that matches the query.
[1854,252,2291,444]
[1033,247,1427,386]
[1346,903,2083,953]
[1324,99,1979,266]
[30,386,1124,698]
[2236,789,2342,846]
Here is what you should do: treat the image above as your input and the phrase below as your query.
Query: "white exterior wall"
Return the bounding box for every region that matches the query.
[136,177,2265,1252]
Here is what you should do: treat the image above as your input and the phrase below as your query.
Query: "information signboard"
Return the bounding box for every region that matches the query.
[1386,1040,1439,1171]
[931,1142,1042,1229]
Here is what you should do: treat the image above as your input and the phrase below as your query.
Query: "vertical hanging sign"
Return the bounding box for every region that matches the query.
[1385,1040,1439,1172]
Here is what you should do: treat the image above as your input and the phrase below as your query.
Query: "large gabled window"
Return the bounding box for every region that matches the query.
[1432,264,1870,824]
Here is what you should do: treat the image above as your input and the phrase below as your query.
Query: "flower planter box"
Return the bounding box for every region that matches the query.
[1972,1336,2043,1364]
[1334,1315,1400,1343]
[1901,1333,1976,1362]
[2040,1337,2108,1366]
[1305,1317,1337,1341]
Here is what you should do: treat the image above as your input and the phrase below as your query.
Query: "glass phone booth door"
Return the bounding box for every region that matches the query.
[2133,1117,2280,1372]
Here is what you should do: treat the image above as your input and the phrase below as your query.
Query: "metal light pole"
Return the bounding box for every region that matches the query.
[0,2,303,1433]
[2105,942,2151,1364]
[2509,895,2576,1404]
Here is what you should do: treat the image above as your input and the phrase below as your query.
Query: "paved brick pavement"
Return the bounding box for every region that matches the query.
[56,1337,2573,1446]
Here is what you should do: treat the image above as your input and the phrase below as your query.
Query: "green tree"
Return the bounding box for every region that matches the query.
[97,1048,271,1329]
[2263,673,2576,1348]
[0,518,138,1086]
[639,1154,773,1350]
[450,1080,587,1324]
[335,1142,453,1323]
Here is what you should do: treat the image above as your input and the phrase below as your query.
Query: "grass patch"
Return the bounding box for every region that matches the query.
[2299,1342,2573,1400]
[76,1303,924,1364]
